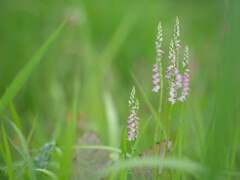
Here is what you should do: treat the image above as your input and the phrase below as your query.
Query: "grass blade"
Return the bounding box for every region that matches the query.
[119,126,128,180]
[103,91,119,148]
[0,21,66,116]
[35,168,58,180]
[9,102,22,131]
[74,145,121,154]
[2,124,14,180]
[131,72,166,137]
[97,157,205,178]
[27,115,38,145]
[8,120,37,180]
[58,80,79,180]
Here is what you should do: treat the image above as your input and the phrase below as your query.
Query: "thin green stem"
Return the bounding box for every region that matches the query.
[165,104,173,157]
[156,100,168,179]
[175,103,184,180]
[153,70,163,180]
[160,104,173,178]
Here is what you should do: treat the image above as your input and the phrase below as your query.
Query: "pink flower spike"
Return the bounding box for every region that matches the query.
[135,117,140,120]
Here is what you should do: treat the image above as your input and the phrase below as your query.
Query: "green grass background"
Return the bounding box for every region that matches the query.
[0,0,239,179]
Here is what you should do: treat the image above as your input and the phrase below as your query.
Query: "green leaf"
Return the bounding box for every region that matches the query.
[14,164,27,179]
[34,141,57,169]
[2,124,14,180]
[0,21,66,117]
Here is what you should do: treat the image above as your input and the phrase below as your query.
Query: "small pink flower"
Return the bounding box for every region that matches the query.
[152,85,160,92]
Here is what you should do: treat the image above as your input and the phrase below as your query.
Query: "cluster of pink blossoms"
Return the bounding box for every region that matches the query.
[127,87,140,142]
[152,62,160,92]
[152,23,164,93]
[164,39,190,104]
[127,106,140,141]
[178,47,190,101]
[178,70,190,101]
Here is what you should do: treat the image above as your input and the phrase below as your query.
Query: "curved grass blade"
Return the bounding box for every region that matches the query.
[9,102,22,131]
[27,115,38,145]
[97,157,205,178]
[35,168,58,180]
[0,21,66,116]
[131,72,166,137]
[8,120,37,180]
[2,124,14,180]
[74,145,120,154]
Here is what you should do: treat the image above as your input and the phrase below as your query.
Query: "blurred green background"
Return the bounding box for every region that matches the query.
[0,0,239,179]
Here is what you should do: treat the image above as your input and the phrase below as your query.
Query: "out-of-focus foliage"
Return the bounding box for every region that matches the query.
[0,0,239,179]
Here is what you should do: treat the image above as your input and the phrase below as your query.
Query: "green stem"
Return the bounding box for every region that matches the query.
[156,100,168,179]
[165,104,173,157]
[175,103,184,180]
[153,71,163,180]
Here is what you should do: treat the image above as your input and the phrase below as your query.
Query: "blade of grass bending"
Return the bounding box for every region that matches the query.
[8,120,37,180]
[2,124,14,180]
[131,73,167,136]
[74,145,130,156]
[9,102,22,131]
[97,157,205,178]
[35,168,58,180]
[58,80,79,180]
[27,115,38,145]
[0,21,66,117]
[131,73,157,119]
